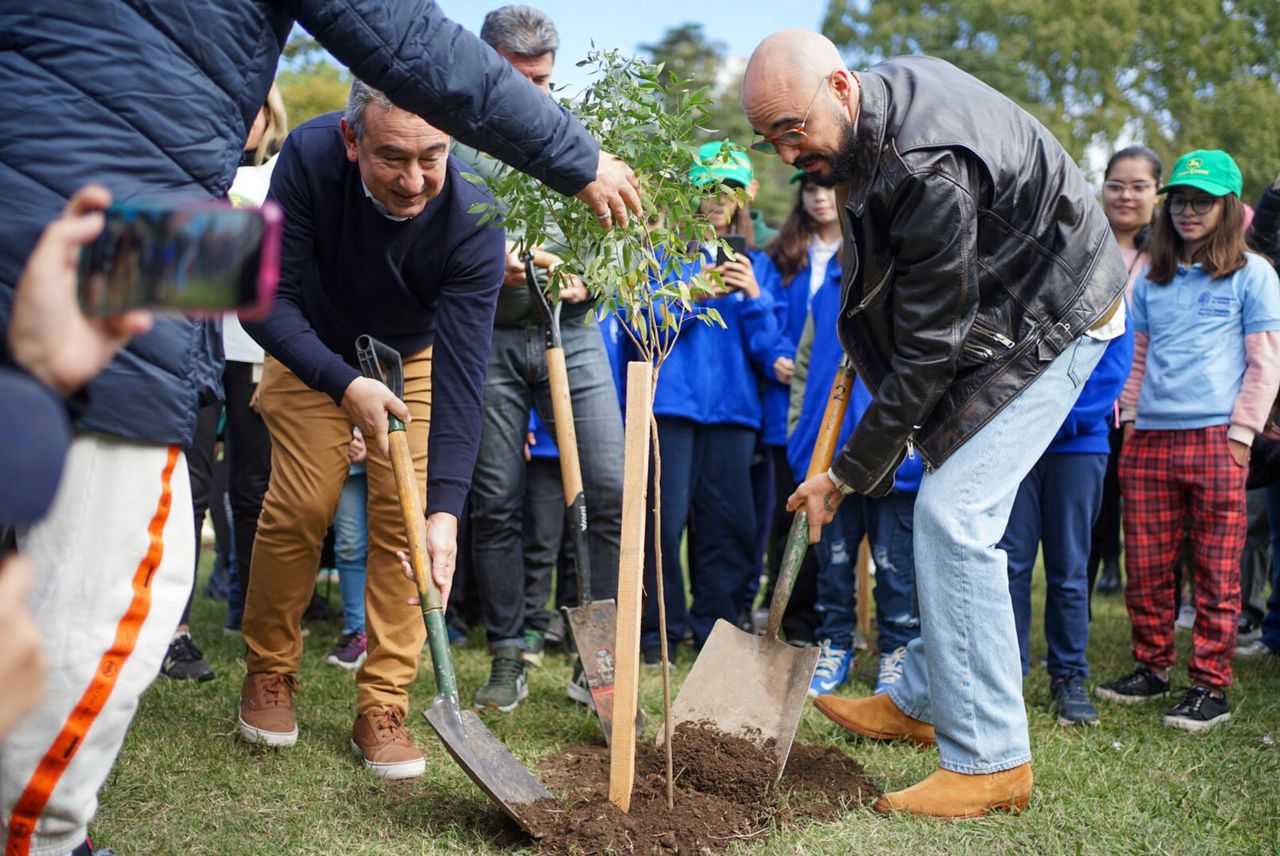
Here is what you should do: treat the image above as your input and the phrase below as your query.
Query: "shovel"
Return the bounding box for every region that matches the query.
[523,255,637,746]
[661,357,856,782]
[355,334,552,831]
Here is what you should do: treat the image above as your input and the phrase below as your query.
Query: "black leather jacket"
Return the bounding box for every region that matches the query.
[831,57,1126,496]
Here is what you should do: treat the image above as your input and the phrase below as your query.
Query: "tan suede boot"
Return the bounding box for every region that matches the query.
[875,763,1033,819]
[813,692,937,746]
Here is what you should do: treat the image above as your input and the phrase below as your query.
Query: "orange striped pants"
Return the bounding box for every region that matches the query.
[1,436,193,856]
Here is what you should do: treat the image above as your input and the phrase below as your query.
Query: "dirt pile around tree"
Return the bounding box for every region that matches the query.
[522,722,880,855]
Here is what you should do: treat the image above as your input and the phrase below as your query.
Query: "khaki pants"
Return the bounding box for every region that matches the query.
[244,349,430,715]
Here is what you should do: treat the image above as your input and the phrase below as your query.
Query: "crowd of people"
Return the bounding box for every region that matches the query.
[1,3,1279,853]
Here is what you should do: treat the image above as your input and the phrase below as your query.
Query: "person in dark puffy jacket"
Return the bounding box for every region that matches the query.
[0,3,640,852]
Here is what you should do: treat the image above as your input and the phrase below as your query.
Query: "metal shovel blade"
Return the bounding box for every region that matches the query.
[423,697,552,833]
[663,619,820,782]
[563,599,645,746]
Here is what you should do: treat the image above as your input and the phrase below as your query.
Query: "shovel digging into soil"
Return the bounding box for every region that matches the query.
[661,358,857,782]
[356,335,552,833]
[523,254,642,747]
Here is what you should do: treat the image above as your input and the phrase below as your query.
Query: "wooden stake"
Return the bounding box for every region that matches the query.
[609,361,653,813]
[856,536,872,646]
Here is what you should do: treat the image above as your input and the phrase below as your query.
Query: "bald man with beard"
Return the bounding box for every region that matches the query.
[743,30,1127,818]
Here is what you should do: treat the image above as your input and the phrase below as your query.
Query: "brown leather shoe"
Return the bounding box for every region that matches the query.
[814,692,937,746]
[238,672,298,746]
[351,706,426,780]
[875,763,1033,819]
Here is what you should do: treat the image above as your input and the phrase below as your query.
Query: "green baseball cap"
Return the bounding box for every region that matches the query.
[1158,149,1242,198]
[690,141,753,189]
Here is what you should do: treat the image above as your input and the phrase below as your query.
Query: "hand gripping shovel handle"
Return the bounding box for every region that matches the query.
[355,334,457,702]
[524,255,593,601]
[766,357,856,641]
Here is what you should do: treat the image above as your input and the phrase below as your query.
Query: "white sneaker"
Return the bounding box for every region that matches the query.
[1235,639,1279,659]
[1175,603,1196,631]
[874,646,908,695]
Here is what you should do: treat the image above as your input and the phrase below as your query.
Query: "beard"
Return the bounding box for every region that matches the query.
[795,113,858,188]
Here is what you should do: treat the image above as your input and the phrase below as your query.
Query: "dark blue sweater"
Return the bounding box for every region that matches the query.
[246,113,505,516]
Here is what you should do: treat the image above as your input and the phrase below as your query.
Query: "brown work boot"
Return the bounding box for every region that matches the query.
[813,691,937,746]
[351,706,426,780]
[874,763,1033,819]
[238,672,299,747]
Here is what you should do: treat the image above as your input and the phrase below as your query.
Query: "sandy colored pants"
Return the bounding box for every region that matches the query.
[2,437,193,856]
[244,349,430,716]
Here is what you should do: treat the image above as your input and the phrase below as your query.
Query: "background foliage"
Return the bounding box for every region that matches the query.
[823,0,1280,198]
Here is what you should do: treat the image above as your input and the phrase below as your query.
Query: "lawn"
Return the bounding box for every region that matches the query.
[94,558,1280,855]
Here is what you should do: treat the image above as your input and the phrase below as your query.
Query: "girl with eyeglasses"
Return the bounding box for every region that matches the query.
[1089,147,1162,600]
[1096,150,1280,732]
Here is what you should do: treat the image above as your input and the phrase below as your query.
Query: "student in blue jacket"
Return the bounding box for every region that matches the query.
[638,144,784,663]
[754,171,845,636]
[999,320,1133,726]
[789,270,923,697]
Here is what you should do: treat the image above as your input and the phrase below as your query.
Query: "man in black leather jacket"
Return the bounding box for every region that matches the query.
[744,29,1126,818]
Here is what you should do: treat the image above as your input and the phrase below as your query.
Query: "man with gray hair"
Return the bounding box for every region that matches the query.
[235,80,505,780]
[457,5,626,714]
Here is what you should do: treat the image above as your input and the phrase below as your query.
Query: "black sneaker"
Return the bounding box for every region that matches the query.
[161,632,215,682]
[642,645,675,668]
[1094,665,1168,704]
[1051,675,1100,726]
[1095,559,1122,595]
[1237,614,1262,645]
[1163,686,1231,733]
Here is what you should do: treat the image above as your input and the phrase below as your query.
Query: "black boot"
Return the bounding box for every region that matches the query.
[1096,558,1122,595]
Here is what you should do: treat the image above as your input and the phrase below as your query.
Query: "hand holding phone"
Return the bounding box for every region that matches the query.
[9,184,153,394]
[78,200,281,320]
[714,234,749,266]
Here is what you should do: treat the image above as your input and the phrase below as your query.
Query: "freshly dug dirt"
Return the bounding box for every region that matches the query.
[523,722,880,855]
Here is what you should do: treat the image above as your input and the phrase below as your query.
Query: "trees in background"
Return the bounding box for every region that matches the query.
[823,0,1280,198]
[276,35,350,131]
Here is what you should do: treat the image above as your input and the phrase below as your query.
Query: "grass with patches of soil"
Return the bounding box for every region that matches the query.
[94,559,1280,855]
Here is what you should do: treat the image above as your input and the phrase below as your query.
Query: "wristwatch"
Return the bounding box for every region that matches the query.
[826,467,858,497]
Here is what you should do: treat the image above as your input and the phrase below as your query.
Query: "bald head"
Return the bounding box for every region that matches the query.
[743,29,846,104]
[741,29,860,186]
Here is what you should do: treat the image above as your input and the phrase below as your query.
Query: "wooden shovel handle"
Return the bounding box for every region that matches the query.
[388,426,441,613]
[765,360,856,640]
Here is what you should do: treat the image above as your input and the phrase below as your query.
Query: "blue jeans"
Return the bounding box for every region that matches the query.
[1262,482,1280,651]
[1001,453,1107,678]
[887,334,1107,774]
[333,467,368,635]
[470,322,624,644]
[643,419,758,650]
[813,491,920,652]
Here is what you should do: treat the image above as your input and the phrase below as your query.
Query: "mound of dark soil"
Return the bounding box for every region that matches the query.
[522,722,880,855]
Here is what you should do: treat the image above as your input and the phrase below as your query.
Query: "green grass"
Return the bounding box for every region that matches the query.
[95,558,1280,855]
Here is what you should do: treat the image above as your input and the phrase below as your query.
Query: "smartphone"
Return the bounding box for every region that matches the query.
[714,234,749,266]
[78,200,282,320]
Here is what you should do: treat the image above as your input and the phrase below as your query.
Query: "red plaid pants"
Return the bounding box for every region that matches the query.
[1119,425,1246,687]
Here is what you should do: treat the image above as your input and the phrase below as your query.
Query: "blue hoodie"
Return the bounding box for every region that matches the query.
[788,273,923,492]
[759,254,835,446]
[631,248,784,430]
[1047,320,1133,454]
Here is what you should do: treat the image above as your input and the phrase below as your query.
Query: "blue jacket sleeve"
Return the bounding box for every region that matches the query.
[284,0,599,197]
[422,222,505,517]
[739,287,782,371]
[1053,325,1133,444]
[756,255,796,366]
[243,135,360,403]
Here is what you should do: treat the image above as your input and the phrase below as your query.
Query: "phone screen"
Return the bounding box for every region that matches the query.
[78,201,280,318]
[714,234,749,266]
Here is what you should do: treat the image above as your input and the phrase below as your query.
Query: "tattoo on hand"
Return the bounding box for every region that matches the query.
[822,489,839,514]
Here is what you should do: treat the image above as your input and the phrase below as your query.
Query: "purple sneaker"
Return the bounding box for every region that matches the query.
[326,631,367,670]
